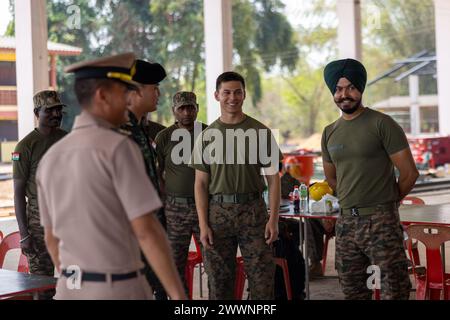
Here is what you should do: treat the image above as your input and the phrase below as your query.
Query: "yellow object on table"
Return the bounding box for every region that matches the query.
[309,181,333,201]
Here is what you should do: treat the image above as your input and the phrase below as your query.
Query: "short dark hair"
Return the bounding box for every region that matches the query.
[215,71,246,91]
[74,78,118,106]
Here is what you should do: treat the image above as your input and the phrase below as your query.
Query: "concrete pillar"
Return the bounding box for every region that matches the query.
[337,0,362,61]
[50,54,57,89]
[409,75,420,136]
[434,0,450,135]
[15,0,49,140]
[203,0,233,124]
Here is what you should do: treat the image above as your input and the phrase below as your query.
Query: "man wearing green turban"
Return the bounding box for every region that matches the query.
[324,58,367,115]
[320,58,419,300]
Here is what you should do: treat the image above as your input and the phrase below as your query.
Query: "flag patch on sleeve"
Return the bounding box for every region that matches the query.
[12,152,20,161]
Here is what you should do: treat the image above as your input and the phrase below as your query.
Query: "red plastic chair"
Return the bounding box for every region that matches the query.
[235,256,246,299]
[274,257,292,300]
[401,197,425,267]
[401,196,425,205]
[0,231,29,273]
[406,224,450,300]
[184,235,202,300]
[234,257,292,300]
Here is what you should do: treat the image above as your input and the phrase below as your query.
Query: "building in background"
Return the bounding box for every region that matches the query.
[0,36,81,162]
[373,95,439,136]
[0,36,81,141]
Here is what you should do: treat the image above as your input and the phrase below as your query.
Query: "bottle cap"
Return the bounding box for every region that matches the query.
[294,185,299,188]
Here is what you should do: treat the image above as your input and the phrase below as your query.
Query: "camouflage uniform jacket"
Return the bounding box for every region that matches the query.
[121,111,161,196]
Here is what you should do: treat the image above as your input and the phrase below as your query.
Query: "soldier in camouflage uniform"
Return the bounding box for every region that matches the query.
[321,59,419,299]
[190,72,282,300]
[13,90,67,299]
[143,117,166,142]
[120,59,168,300]
[155,91,207,296]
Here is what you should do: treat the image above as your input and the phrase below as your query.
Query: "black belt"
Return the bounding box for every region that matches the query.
[210,192,262,204]
[340,202,398,217]
[61,267,146,282]
[166,195,195,205]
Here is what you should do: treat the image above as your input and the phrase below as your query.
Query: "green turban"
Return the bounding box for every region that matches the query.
[323,58,367,94]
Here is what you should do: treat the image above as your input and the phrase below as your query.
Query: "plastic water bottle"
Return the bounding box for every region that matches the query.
[300,183,308,213]
[292,185,300,213]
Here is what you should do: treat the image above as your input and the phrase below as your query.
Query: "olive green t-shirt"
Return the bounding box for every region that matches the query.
[155,122,207,197]
[13,128,68,206]
[189,115,283,195]
[321,108,409,209]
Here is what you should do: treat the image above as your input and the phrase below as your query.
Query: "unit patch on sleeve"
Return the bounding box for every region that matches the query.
[12,152,20,161]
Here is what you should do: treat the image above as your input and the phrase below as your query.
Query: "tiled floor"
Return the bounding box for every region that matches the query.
[2,186,450,300]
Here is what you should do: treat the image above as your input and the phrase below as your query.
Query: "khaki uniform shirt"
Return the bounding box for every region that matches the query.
[36,111,162,279]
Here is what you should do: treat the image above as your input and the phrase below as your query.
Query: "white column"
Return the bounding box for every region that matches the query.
[203,0,233,124]
[337,0,362,60]
[409,75,420,136]
[15,0,49,140]
[434,0,450,135]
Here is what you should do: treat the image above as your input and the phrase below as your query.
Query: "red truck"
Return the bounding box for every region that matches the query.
[408,135,450,168]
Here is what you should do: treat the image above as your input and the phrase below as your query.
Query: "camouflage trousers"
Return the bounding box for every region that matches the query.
[25,206,55,300]
[335,205,411,300]
[205,199,275,300]
[165,200,200,295]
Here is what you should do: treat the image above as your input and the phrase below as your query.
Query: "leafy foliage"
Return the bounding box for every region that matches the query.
[6,0,298,128]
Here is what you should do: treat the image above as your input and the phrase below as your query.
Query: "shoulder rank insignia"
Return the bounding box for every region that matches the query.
[12,152,20,161]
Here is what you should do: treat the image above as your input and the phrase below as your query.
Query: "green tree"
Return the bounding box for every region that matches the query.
[149,0,205,123]
[369,0,435,57]
[281,63,338,137]
[45,0,108,131]
[149,0,299,118]
[39,0,298,126]
[248,0,338,139]
[233,0,299,105]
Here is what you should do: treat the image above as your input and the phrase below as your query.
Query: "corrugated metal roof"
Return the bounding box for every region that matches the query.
[0,36,82,55]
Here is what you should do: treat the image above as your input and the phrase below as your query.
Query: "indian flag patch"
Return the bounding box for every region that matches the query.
[12,152,20,161]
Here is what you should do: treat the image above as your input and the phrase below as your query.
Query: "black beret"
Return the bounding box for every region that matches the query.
[323,58,367,94]
[132,59,167,85]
